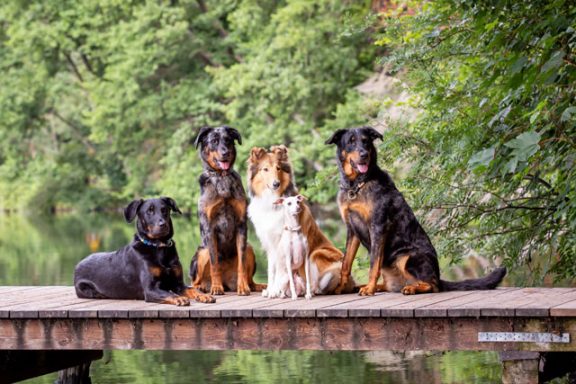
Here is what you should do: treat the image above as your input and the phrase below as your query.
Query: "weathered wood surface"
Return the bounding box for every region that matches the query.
[0,286,575,351]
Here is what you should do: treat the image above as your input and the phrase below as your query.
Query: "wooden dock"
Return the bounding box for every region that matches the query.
[1,286,575,352]
[1,286,576,383]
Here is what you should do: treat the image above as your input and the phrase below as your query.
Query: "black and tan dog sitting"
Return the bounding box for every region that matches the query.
[74,197,215,305]
[325,126,506,295]
[190,126,264,295]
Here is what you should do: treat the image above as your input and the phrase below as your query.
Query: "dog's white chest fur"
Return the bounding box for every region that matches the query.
[248,191,284,250]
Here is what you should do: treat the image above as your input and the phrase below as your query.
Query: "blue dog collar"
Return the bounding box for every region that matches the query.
[137,235,174,248]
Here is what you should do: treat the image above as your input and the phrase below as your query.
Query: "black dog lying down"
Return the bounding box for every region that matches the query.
[74,197,215,306]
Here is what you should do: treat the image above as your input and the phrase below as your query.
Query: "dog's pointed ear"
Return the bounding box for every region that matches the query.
[124,199,144,223]
[194,126,212,149]
[161,196,182,215]
[224,126,242,145]
[249,147,267,162]
[325,129,347,145]
[296,194,306,202]
[364,126,383,142]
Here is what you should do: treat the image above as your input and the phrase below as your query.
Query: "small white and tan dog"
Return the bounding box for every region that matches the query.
[273,195,311,300]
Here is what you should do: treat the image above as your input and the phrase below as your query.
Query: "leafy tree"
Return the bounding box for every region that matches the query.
[374,0,576,283]
[0,0,376,212]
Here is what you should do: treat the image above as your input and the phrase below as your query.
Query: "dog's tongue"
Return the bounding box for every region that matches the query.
[219,161,231,170]
[357,163,369,173]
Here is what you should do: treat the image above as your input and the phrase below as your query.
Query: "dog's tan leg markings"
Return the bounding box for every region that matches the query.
[236,233,251,296]
[335,234,360,294]
[209,236,225,295]
[192,248,211,292]
[359,251,383,296]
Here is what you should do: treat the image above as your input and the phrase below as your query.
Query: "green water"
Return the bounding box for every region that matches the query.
[0,213,502,383]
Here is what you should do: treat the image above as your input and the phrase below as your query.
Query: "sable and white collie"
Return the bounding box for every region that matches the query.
[247,145,355,295]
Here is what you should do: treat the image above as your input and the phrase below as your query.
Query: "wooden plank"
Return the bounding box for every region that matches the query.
[220,295,283,318]
[516,289,576,317]
[379,291,475,318]
[4,289,82,319]
[324,292,476,317]
[0,287,63,310]
[478,288,573,317]
[550,298,576,317]
[414,288,519,317]
[187,293,258,318]
[436,288,534,317]
[252,294,362,318]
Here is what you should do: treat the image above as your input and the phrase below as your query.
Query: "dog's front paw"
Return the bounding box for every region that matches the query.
[237,281,251,296]
[305,292,312,300]
[210,285,225,295]
[196,293,216,304]
[171,296,191,306]
[359,285,376,296]
[401,285,417,295]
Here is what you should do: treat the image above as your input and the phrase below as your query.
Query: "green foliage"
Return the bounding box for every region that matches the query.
[376,0,576,283]
[0,0,376,212]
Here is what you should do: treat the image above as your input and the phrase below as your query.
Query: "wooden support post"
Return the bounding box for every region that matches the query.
[0,350,103,383]
[56,361,94,384]
[500,351,540,384]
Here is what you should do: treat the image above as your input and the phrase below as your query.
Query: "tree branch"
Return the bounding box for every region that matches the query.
[64,53,84,83]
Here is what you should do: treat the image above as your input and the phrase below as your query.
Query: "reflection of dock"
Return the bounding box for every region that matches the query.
[1,286,575,382]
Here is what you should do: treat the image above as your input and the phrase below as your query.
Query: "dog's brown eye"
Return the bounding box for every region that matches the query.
[288,202,292,205]
[276,166,280,171]
[263,167,269,172]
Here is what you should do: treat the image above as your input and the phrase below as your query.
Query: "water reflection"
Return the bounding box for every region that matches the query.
[0,213,502,384]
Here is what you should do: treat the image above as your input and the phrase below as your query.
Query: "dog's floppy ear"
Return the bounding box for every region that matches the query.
[296,194,306,202]
[223,126,242,145]
[363,126,383,142]
[273,198,284,205]
[194,126,212,149]
[124,199,144,223]
[249,147,267,162]
[270,145,288,162]
[161,196,182,215]
[325,129,347,145]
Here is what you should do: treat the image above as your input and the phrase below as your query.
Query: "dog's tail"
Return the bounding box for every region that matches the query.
[439,267,507,291]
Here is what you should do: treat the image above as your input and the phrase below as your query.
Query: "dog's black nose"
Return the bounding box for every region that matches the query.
[272,180,280,189]
[359,150,369,160]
